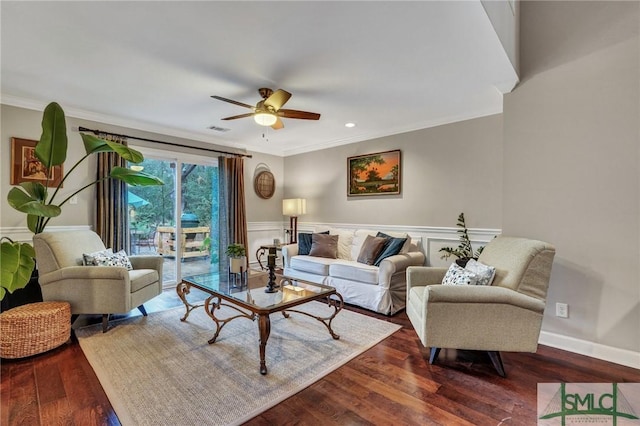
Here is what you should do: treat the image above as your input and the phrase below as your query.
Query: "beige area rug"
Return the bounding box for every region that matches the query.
[76,302,401,426]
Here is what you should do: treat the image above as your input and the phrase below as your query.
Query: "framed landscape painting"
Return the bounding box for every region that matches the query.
[348,149,401,196]
[10,137,63,187]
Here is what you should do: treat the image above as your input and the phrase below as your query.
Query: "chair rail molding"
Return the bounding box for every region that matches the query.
[0,225,92,243]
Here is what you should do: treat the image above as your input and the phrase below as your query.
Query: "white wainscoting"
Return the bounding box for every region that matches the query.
[295,221,500,267]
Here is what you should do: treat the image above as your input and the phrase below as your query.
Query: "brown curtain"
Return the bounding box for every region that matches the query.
[218,156,248,275]
[96,134,129,252]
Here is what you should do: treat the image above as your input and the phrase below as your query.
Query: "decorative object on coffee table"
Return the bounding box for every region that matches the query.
[0,301,71,358]
[256,244,283,292]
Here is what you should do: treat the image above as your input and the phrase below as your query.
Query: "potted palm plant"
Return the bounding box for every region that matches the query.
[226,243,247,273]
[1,102,163,308]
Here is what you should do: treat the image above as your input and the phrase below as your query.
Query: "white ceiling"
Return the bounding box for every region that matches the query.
[1,1,517,157]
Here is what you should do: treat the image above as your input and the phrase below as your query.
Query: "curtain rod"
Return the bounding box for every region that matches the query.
[77,126,252,158]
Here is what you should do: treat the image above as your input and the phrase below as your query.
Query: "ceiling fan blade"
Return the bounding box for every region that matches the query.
[271,117,284,130]
[264,89,291,111]
[221,112,255,120]
[211,95,254,110]
[278,109,321,120]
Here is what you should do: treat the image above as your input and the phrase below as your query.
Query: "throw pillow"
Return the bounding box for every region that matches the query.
[356,235,387,265]
[309,233,339,259]
[83,248,113,266]
[89,249,134,271]
[464,259,496,286]
[441,263,478,286]
[330,228,355,260]
[378,231,412,253]
[373,232,407,266]
[298,231,329,256]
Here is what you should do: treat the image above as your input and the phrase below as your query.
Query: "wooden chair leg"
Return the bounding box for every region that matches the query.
[487,351,506,377]
[102,314,110,333]
[138,305,148,316]
[429,347,441,364]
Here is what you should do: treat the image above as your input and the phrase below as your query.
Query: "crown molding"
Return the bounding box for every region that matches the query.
[3,95,505,159]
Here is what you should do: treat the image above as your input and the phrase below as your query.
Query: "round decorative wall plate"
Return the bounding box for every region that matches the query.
[254,170,275,199]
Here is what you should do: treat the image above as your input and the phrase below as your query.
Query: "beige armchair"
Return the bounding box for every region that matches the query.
[406,236,555,376]
[33,230,163,332]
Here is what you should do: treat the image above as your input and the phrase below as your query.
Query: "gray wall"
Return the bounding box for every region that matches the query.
[0,104,284,230]
[503,1,640,353]
[283,114,504,229]
[1,105,94,228]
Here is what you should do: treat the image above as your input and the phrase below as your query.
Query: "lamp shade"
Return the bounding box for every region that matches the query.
[282,198,307,216]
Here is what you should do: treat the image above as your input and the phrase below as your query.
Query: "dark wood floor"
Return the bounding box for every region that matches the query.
[2,289,639,426]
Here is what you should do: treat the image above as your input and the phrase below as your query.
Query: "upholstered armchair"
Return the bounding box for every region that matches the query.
[33,230,163,332]
[406,236,555,377]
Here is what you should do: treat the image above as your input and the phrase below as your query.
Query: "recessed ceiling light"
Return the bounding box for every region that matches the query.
[345,122,356,128]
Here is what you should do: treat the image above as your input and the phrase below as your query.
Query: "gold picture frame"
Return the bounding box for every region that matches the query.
[348,149,401,196]
[10,137,63,187]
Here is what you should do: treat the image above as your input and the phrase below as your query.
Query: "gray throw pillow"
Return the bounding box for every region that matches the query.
[298,231,329,256]
[357,235,387,265]
[309,233,339,259]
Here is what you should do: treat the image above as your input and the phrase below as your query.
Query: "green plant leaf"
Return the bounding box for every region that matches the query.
[80,134,144,163]
[7,187,61,217]
[0,241,35,298]
[27,214,40,233]
[36,102,67,167]
[19,182,48,202]
[105,141,144,163]
[110,167,164,186]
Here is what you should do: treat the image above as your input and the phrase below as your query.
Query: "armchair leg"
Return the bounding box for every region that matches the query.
[138,305,148,316]
[487,351,506,377]
[102,314,110,333]
[429,347,441,364]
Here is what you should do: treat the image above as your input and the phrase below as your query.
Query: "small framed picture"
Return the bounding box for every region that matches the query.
[348,149,401,196]
[10,138,63,187]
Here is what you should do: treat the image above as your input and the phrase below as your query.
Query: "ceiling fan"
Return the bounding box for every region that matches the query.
[211,88,320,130]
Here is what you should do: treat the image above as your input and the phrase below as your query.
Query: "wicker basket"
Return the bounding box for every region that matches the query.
[0,301,71,359]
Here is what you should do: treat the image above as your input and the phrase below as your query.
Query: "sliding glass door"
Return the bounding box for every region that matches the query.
[127,150,218,286]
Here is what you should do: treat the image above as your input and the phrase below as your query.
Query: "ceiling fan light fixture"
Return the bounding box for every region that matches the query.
[254,112,277,126]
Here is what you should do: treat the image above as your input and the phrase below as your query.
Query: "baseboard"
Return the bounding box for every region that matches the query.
[539,330,640,369]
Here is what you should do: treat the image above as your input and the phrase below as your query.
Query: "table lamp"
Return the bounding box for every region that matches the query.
[282,198,306,244]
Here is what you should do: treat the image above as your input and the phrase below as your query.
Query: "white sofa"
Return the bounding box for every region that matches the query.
[282,229,425,315]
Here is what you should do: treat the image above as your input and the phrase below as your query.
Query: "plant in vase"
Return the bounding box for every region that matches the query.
[1,102,163,306]
[439,212,484,267]
[226,243,247,273]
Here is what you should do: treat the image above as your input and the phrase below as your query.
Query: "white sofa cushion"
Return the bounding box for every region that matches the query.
[329,260,379,285]
[289,255,336,276]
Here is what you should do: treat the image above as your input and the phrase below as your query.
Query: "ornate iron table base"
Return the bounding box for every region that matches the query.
[178,280,344,375]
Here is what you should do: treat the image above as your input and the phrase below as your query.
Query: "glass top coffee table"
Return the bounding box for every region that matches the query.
[176,271,344,375]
